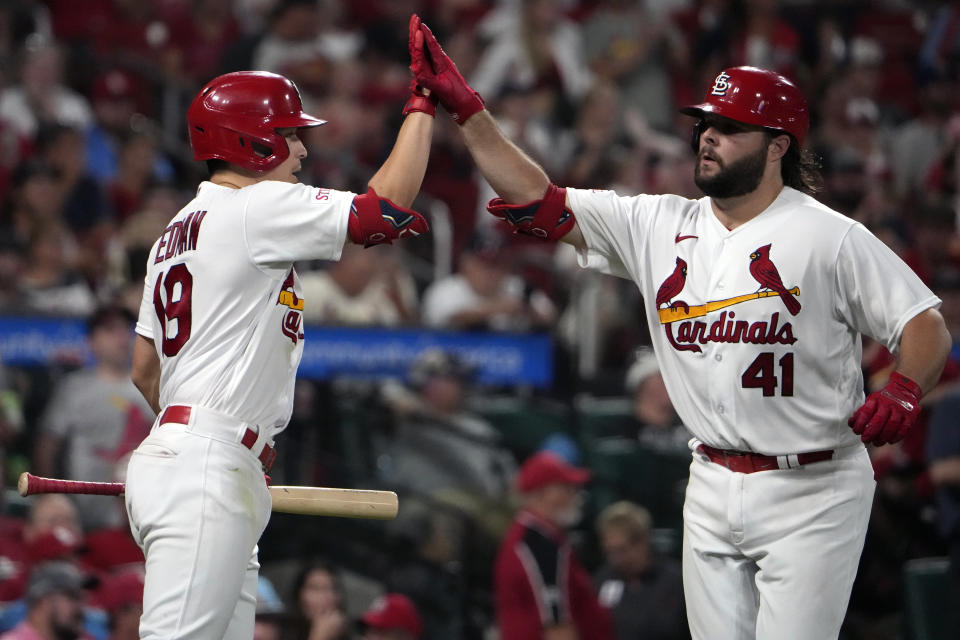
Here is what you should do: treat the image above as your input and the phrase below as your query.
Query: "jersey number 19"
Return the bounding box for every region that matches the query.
[153,264,193,357]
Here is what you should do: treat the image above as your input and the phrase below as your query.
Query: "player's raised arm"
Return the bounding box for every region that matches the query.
[346,16,438,248]
[366,106,433,208]
[408,15,585,250]
[366,17,437,208]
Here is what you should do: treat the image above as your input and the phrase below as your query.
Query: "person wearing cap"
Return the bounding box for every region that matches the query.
[89,69,142,135]
[408,21,951,640]
[85,68,166,187]
[33,305,155,532]
[0,561,94,640]
[360,593,422,640]
[493,451,613,640]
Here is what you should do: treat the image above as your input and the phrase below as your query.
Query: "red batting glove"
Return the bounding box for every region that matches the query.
[847,371,923,445]
[408,14,484,125]
[402,77,437,117]
[402,16,438,117]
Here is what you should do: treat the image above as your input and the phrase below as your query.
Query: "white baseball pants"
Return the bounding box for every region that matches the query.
[125,413,273,639]
[682,444,875,640]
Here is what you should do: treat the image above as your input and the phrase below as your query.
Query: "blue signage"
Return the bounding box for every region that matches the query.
[0,316,91,365]
[300,326,552,386]
[0,317,553,387]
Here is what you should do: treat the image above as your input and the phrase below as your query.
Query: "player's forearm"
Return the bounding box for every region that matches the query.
[460,110,551,203]
[367,112,434,208]
[133,376,161,415]
[132,335,162,414]
[895,308,952,392]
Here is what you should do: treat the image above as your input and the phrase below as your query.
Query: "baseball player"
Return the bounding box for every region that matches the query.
[408,20,952,640]
[126,35,436,640]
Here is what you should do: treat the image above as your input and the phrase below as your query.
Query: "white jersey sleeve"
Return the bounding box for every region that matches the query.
[566,188,673,282]
[562,185,940,454]
[135,180,355,435]
[242,182,353,268]
[835,223,941,352]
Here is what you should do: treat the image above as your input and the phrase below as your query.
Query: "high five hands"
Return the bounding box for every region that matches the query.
[407,14,485,125]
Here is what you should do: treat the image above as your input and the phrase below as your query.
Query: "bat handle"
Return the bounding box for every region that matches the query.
[18,472,125,497]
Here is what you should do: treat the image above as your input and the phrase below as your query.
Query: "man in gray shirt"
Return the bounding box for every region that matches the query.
[34,306,155,530]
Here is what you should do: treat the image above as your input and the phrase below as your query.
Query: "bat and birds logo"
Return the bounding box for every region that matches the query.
[655,242,801,353]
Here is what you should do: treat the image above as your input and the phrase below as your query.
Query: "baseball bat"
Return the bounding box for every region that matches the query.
[16,472,398,520]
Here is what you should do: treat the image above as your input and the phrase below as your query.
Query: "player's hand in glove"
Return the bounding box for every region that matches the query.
[402,16,438,117]
[407,14,485,124]
[402,77,437,117]
[847,371,922,445]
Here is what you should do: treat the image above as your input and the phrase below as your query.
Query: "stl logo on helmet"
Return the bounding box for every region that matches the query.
[710,72,732,96]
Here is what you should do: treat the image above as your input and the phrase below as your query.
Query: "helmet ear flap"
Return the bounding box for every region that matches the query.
[691,120,705,154]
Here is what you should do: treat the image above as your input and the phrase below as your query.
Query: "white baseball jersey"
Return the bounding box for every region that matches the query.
[568,186,940,454]
[136,180,354,436]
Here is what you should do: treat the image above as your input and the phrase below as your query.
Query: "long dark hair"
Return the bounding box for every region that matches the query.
[290,559,349,639]
[778,135,823,194]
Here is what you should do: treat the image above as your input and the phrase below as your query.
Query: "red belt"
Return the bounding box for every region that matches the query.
[698,443,832,473]
[159,405,277,471]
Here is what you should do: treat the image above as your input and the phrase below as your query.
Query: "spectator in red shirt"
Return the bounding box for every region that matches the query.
[494,451,613,640]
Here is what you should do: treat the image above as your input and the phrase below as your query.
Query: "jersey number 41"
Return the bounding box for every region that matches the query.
[741,352,794,397]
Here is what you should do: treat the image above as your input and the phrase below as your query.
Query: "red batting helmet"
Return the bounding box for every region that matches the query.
[680,66,809,145]
[187,71,326,172]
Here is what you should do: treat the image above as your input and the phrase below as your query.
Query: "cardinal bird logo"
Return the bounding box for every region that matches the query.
[656,257,689,312]
[749,244,801,315]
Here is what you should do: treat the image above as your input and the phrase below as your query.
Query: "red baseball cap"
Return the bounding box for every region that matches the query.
[516,452,591,493]
[92,69,138,102]
[362,594,423,637]
[27,526,82,561]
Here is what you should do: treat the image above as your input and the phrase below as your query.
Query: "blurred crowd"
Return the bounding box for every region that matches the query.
[2,0,960,638]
